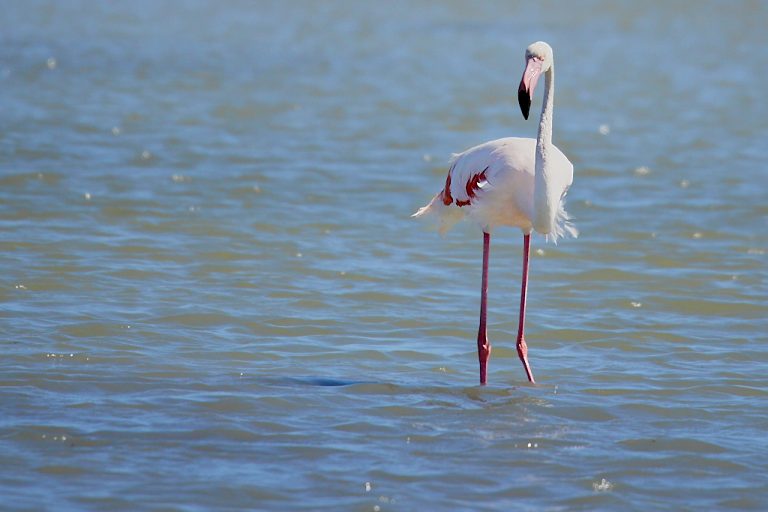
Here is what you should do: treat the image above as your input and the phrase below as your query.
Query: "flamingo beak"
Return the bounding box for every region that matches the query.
[518,57,543,120]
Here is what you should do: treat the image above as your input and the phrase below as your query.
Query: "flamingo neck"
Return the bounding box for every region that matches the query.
[536,64,554,155]
[533,63,556,234]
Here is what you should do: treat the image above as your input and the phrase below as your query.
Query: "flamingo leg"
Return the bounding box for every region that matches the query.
[517,234,536,383]
[477,231,491,385]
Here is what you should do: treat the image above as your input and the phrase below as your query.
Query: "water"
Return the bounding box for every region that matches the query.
[1,1,767,510]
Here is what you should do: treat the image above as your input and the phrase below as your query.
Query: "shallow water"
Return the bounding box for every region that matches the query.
[1,1,767,510]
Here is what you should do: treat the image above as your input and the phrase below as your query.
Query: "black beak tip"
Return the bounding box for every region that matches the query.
[518,88,531,120]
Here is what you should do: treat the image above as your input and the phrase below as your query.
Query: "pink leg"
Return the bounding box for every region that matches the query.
[517,234,535,383]
[477,232,491,385]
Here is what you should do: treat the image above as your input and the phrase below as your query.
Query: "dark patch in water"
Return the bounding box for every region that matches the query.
[288,377,368,387]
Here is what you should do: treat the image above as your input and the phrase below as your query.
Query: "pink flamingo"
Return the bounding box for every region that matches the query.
[413,41,577,385]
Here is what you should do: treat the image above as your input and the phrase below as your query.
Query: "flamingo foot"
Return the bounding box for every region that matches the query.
[516,336,535,383]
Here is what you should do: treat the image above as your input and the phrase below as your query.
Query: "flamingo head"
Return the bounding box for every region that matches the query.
[518,41,553,120]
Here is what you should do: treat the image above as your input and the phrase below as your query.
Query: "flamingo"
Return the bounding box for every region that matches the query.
[413,41,577,385]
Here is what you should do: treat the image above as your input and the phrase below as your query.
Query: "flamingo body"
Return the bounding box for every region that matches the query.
[413,137,576,241]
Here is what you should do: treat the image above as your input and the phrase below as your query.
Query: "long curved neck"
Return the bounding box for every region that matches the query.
[533,63,556,234]
[536,64,554,158]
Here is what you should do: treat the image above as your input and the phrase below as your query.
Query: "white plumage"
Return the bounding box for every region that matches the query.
[413,137,577,242]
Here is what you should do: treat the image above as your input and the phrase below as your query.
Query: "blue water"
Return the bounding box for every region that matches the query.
[1,1,767,510]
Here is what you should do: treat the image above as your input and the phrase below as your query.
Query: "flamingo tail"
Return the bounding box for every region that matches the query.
[412,193,464,235]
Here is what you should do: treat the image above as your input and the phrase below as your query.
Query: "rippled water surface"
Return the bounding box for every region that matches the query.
[2,1,767,510]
